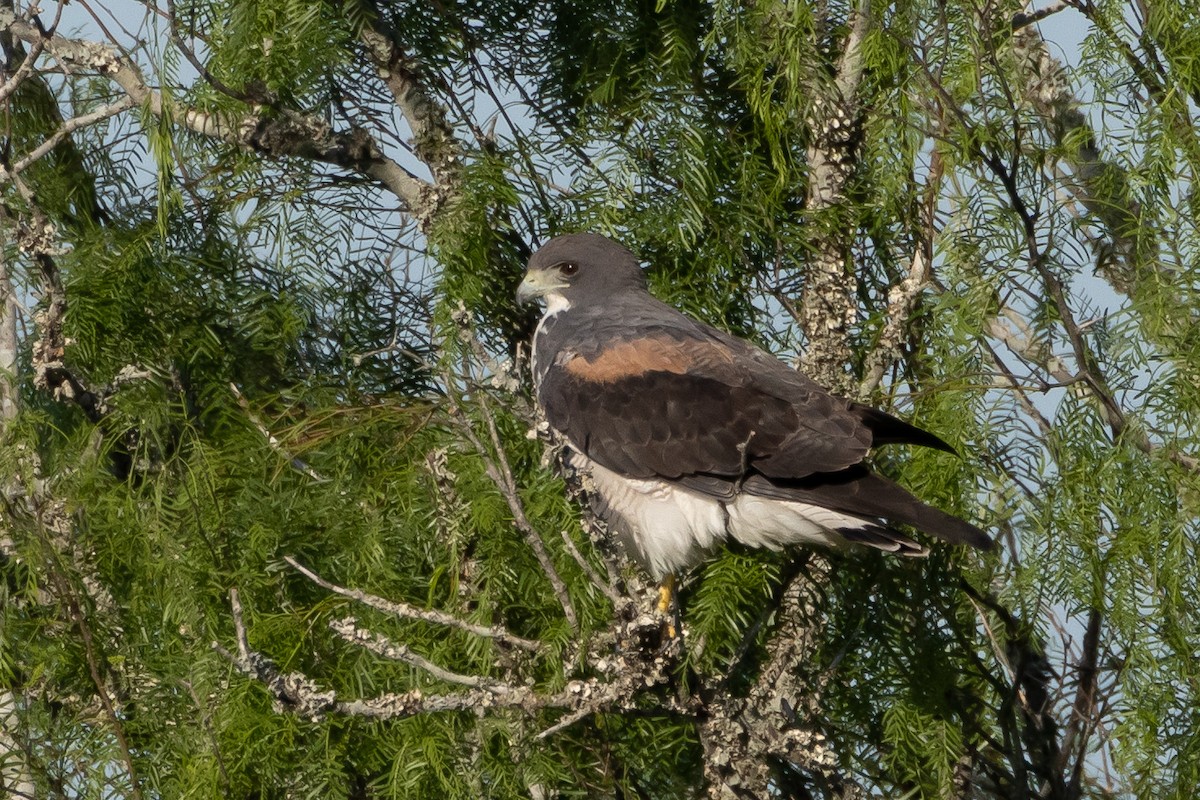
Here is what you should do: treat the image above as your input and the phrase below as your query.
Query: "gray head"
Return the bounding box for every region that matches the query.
[516,233,648,309]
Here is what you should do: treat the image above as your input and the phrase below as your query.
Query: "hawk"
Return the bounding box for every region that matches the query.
[517,233,992,610]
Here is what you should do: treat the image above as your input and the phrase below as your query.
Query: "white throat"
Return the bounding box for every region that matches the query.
[532,292,570,386]
[543,292,570,316]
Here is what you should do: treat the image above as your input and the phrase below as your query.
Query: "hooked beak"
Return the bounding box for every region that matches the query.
[516,270,567,305]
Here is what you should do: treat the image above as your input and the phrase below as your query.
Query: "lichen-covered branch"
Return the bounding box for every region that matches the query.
[698,555,862,799]
[356,0,461,220]
[217,587,683,727]
[799,4,870,393]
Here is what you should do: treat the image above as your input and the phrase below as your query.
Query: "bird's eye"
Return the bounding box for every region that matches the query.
[560,262,579,276]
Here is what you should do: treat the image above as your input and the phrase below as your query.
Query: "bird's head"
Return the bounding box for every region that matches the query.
[517,233,647,310]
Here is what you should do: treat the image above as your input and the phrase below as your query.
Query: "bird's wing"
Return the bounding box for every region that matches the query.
[537,325,873,481]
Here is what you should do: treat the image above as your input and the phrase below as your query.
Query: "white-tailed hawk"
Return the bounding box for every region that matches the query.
[517,233,992,608]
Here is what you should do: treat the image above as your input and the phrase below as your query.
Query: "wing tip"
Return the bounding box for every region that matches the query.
[852,404,959,455]
[932,516,996,552]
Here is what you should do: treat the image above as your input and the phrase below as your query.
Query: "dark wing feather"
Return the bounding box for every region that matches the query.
[538,325,878,482]
[540,369,817,479]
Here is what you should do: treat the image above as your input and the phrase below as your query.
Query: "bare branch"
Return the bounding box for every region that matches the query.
[229,383,327,482]
[229,587,251,665]
[859,148,944,399]
[0,173,106,423]
[217,598,684,727]
[329,617,509,691]
[0,31,42,104]
[1009,18,1152,291]
[560,528,624,607]
[0,8,433,213]
[50,570,143,798]
[284,556,542,652]
[0,96,134,181]
[981,153,1200,475]
[0,244,18,426]
[445,315,578,629]
[1061,608,1103,799]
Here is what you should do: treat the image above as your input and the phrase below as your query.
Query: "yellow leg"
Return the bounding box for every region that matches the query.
[656,574,676,615]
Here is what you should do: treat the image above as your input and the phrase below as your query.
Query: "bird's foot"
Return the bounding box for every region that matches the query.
[656,575,678,638]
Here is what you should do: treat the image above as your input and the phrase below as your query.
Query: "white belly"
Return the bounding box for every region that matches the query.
[572,451,863,578]
[573,453,727,579]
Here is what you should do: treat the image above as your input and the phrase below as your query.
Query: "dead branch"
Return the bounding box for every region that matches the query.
[216,591,684,728]
[283,556,542,652]
[329,616,508,691]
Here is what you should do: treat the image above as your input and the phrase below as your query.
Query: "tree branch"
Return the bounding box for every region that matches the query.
[699,554,862,798]
[0,8,434,214]
[284,556,542,652]
[217,591,684,727]
[0,96,134,181]
[1009,18,1150,291]
[355,0,459,186]
[329,616,509,691]
[446,314,578,629]
[799,2,870,393]
[982,151,1199,475]
[859,149,943,399]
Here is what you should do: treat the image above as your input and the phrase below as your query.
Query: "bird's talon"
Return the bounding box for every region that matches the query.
[656,574,675,615]
[656,575,679,637]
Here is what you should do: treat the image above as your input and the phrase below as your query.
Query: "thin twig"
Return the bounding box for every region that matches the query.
[445,319,578,629]
[1062,607,1103,798]
[559,528,623,607]
[50,570,143,799]
[535,705,596,740]
[284,556,542,651]
[230,383,327,482]
[0,97,135,181]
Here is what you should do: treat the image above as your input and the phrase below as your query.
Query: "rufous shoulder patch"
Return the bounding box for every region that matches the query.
[563,336,733,382]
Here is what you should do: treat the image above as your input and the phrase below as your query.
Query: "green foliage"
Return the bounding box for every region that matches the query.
[3,0,1200,797]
